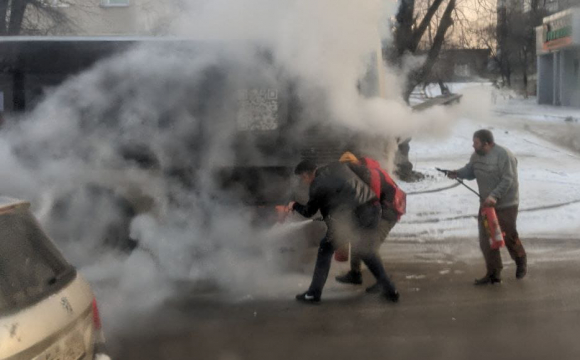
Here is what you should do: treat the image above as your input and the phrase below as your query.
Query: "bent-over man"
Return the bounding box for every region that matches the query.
[290,160,400,303]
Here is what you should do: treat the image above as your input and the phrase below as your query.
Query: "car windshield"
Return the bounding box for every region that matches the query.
[0,206,75,315]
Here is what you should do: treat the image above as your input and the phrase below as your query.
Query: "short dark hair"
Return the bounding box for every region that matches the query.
[294,160,317,175]
[473,129,494,145]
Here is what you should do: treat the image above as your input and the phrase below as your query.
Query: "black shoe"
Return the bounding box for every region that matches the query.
[516,256,527,279]
[335,271,363,285]
[295,292,321,304]
[365,282,382,294]
[474,274,502,286]
[384,289,400,303]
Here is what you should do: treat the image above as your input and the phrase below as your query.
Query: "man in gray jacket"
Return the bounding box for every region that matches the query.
[448,129,527,285]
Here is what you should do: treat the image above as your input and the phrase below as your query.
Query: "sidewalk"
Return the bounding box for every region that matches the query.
[493,96,580,122]
[415,82,580,122]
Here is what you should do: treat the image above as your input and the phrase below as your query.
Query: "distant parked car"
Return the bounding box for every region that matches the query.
[0,197,110,360]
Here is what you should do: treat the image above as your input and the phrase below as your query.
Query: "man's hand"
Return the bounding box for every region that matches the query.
[287,201,296,212]
[482,196,497,207]
[447,170,458,179]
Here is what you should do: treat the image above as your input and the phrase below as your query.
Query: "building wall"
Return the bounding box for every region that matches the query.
[525,0,578,14]
[0,75,13,113]
[536,47,580,106]
[31,0,177,35]
[536,7,580,106]
[554,51,561,104]
[562,48,580,106]
[537,54,554,104]
[427,49,492,83]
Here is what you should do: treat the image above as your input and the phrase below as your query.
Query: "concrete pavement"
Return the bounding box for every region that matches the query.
[110,237,580,360]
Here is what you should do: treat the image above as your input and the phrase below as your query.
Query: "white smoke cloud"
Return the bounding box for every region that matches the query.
[0,0,464,341]
[172,0,455,141]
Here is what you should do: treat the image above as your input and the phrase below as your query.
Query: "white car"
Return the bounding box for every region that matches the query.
[0,198,110,360]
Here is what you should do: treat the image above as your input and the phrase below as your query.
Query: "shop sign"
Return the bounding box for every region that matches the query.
[542,13,573,51]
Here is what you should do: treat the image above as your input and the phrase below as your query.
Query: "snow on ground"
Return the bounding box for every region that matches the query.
[394,83,580,242]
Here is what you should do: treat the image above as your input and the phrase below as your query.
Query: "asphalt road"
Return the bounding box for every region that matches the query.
[109,237,580,360]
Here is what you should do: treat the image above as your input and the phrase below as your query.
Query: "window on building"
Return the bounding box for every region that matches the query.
[100,0,130,7]
[545,0,559,13]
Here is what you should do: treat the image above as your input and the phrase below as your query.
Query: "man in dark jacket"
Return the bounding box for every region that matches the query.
[290,159,399,303]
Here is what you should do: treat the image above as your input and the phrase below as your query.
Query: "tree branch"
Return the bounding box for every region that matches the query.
[0,0,9,34]
[8,0,29,34]
[404,0,456,100]
[410,0,445,52]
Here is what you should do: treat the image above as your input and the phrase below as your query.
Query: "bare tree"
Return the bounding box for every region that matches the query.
[492,1,547,93]
[386,0,459,180]
[387,0,457,103]
[0,0,76,35]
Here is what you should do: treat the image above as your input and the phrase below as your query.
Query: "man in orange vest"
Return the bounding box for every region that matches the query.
[335,152,404,294]
[290,159,399,303]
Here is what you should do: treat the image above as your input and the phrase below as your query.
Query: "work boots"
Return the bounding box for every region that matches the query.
[363,282,399,302]
[295,291,321,304]
[335,270,363,285]
[365,282,382,294]
[516,256,527,279]
[385,290,400,303]
[474,273,502,285]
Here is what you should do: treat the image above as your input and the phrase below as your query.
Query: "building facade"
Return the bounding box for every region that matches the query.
[30,0,178,36]
[536,7,580,106]
[524,0,578,14]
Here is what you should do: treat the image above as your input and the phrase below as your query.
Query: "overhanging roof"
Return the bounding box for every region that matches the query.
[0,36,224,74]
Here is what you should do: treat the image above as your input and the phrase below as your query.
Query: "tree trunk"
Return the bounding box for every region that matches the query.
[410,0,445,52]
[506,61,511,87]
[389,0,458,181]
[497,4,510,87]
[403,0,455,101]
[0,0,9,34]
[522,49,528,97]
[391,0,415,64]
[8,0,28,35]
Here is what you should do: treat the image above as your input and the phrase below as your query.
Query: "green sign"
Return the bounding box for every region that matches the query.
[546,26,572,41]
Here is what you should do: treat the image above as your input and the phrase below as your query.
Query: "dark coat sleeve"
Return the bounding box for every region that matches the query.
[292,177,324,218]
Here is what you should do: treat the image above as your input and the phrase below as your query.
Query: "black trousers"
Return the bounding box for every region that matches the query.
[307,234,397,297]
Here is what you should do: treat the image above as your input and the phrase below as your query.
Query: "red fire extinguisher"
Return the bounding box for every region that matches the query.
[480,207,505,250]
[334,243,350,262]
[436,168,506,250]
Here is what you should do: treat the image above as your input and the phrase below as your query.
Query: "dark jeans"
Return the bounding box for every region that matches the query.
[307,233,397,297]
[478,205,526,277]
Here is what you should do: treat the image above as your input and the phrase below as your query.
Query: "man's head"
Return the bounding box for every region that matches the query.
[294,159,317,185]
[473,129,495,156]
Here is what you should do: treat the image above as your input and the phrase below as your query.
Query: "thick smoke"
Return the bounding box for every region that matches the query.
[174,0,453,140]
[0,0,463,337]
